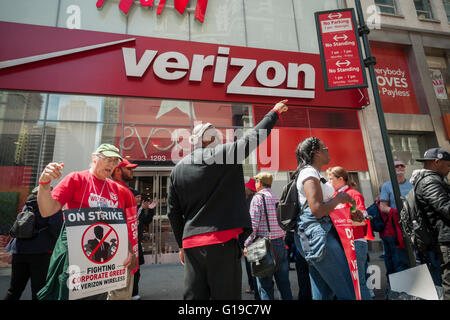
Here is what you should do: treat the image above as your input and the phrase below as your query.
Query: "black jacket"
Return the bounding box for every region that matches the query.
[414,169,450,244]
[167,110,279,248]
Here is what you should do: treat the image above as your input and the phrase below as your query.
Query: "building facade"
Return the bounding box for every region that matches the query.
[0,0,449,264]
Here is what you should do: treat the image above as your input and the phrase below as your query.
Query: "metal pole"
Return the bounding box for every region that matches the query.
[353,0,415,267]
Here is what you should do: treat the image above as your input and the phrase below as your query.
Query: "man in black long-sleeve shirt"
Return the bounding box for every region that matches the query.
[167,100,288,300]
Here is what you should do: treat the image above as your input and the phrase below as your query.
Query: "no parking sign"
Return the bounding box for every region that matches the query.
[64,208,128,300]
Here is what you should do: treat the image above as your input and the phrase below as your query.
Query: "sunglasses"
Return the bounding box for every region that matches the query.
[395,164,405,168]
[97,153,121,165]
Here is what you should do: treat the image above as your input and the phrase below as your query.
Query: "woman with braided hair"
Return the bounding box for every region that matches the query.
[293,137,364,300]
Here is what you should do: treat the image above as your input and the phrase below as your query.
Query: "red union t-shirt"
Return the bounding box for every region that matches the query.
[52,170,139,273]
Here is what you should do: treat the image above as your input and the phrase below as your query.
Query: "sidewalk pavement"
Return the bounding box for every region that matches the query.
[0,248,388,300]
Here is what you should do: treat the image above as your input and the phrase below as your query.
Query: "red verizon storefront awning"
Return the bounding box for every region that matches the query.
[0,21,369,172]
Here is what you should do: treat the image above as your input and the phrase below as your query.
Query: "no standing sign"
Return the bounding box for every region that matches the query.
[315,9,368,91]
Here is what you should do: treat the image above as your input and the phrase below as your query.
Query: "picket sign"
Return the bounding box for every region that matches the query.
[329,207,362,300]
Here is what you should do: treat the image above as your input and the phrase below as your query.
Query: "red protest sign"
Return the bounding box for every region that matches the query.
[315,9,367,91]
[329,207,362,300]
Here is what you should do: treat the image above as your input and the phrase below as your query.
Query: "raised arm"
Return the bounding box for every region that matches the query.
[37,162,64,217]
[223,99,289,163]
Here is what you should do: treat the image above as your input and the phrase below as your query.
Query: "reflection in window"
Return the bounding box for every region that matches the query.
[0,91,46,121]
[120,124,190,164]
[43,122,118,177]
[123,98,192,126]
[375,0,398,15]
[444,0,450,22]
[414,0,434,19]
[389,133,428,178]
[0,120,44,230]
[0,90,257,223]
[45,94,121,124]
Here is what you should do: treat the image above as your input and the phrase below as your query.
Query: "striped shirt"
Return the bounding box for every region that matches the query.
[244,188,286,247]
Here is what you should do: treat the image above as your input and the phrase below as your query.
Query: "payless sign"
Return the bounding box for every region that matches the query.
[315,9,368,91]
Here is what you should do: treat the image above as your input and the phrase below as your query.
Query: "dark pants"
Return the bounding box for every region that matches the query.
[132,269,141,297]
[4,253,52,300]
[440,245,450,300]
[184,239,242,300]
[244,258,260,300]
[295,251,312,300]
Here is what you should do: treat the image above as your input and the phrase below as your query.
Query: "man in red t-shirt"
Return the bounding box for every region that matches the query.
[110,158,139,300]
[37,143,137,300]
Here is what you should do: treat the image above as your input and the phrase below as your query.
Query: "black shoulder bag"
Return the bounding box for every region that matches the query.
[246,194,278,278]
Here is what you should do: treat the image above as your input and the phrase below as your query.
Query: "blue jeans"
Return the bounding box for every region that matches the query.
[294,230,356,300]
[255,238,293,300]
[355,241,372,300]
[382,237,409,280]
[416,249,442,287]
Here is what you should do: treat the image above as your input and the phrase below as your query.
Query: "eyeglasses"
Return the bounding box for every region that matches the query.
[395,164,405,168]
[96,153,120,165]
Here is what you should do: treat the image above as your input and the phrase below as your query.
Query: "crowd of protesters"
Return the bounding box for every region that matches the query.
[2,99,449,301]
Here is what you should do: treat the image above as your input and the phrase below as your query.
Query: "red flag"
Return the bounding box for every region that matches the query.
[195,0,208,23]
[175,0,190,14]
[329,207,362,300]
[140,0,155,7]
[157,0,167,15]
[118,0,134,14]
[96,0,106,9]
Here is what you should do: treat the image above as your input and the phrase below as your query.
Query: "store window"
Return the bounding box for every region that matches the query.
[0,120,43,233]
[426,55,450,112]
[0,92,47,121]
[375,0,399,15]
[0,90,257,227]
[414,0,435,20]
[389,133,435,178]
[445,0,450,22]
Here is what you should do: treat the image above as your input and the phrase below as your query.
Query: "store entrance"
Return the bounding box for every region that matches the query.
[132,170,179,264]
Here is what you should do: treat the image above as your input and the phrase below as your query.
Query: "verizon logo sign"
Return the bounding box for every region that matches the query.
[122,46,315,99]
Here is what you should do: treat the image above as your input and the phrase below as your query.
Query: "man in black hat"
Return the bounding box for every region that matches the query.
[413,147,450,300]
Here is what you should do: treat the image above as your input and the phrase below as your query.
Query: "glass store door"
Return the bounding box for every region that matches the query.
[133,171,179,264]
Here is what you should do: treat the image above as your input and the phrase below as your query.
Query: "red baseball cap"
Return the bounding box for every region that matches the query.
[117,158,138,169]
[245,178,257,192]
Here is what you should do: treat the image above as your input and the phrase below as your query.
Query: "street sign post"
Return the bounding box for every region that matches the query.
[315,9,368,91]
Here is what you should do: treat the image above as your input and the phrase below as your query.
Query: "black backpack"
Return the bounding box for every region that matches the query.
[399,178,436,255]
[9,205,47,239]
[366,201,387,233]
[276,173,306,231]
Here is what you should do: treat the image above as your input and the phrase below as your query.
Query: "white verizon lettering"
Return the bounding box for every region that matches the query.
[122,46,316,99]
